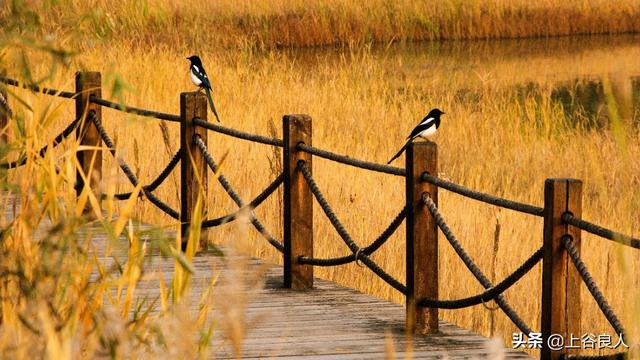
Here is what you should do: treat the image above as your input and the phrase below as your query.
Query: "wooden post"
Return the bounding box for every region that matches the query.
[180,92,208,251]
[75,72,102,203]
[0,70,9,144]
[541,179,582,360]
[405,141,438,334]
[283,114,313,289]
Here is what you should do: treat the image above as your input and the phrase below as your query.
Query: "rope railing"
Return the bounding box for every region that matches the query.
[91,112,179,219]
[0,76,76,99]
[417,246,543,309]
[194,135,284,252]
[421,172,544,217]
[298,207,407,266]
[562,236,626,337]
[0,91,12,118]
[422,193,535,335]
[201,171,284,228]
[113,149,182,200]
[3,73,637,353]
[563,213,640,249]
[297,143,406,176]
[0,117,80,169]
[89,95,180,122]
[193,118,283,147]
[298,160,407,294]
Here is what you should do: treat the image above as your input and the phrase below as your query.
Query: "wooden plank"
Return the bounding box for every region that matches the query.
[75,71,102,205]
[180,92,208,251]
[283,114,313,289]
[406,141,438,334]
[3,194,531,359]
[541,179,582,360]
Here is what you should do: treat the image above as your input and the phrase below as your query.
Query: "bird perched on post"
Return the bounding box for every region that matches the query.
[387,108,445,164]
[186,55,221,122]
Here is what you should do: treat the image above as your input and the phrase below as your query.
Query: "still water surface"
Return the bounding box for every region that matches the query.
[289,34,640,127]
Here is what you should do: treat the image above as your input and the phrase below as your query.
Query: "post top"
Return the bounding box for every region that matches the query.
[408,140,437,148]
[283,114,312,122]
[180,91,207,99]
[75,71,101,80]
[544,178,583,185]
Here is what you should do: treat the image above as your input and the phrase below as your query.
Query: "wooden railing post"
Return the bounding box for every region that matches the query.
[283,114,313,289]
[180,92,208,251]
[406,141,438,334]
[541,179,582,360]
[75,71,102,204]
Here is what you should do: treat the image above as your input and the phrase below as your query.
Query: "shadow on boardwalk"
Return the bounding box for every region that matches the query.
[75,220,531,359]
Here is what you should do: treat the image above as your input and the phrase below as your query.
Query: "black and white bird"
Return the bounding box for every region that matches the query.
[387,108,445,164]
[186,55,221,122]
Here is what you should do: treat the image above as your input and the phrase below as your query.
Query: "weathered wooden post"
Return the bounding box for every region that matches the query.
[180,92,208,251]
[0,71,9,144]
[541,179,582,360]
[283,114,313,289]
[75,72,102,203]
[406,141,438,334]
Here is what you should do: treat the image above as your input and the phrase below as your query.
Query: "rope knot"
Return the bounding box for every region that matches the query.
[354,247,365,268]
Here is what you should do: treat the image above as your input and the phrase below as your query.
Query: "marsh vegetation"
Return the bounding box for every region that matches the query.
[1,0,639,357]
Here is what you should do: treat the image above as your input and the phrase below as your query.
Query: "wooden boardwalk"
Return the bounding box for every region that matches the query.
[73,220,532,359]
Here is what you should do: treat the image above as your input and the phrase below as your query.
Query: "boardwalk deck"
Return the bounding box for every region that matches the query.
[74,221,531,360]
[5,196,530,359]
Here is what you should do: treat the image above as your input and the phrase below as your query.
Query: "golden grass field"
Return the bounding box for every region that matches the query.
[11,0,640,49]
[2,0,640,357]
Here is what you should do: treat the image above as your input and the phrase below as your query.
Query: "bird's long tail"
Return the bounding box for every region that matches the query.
[387,140,410,164]
[204,87,221,122]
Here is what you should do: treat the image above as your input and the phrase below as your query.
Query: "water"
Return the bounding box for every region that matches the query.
[289,34,640,128]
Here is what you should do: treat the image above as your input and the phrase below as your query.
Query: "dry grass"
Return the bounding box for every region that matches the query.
[1,1,640,357]
[3,0,640,50]
[0,107,220,357]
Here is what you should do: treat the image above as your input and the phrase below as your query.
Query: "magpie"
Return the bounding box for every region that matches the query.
[186,55,221,122]
[387,108,445,164]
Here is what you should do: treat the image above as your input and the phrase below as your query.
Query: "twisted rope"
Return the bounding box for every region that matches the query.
[194,135,284,252]
[0,117,80,169]
[1,77,76,98]
[201,172,284,228]
[299,161,407,293]
[91,112,179,219]
[113,149,182,200]
[421,173,544,216]
[0,91,12,118]
[89,95,180,122]
[417,246,543,309]
[297,143,405,176]
[193,118,283,147]
[298,207,406,266]
[563,213,640,249]
[422,193,534,335]
[563,236,626,337]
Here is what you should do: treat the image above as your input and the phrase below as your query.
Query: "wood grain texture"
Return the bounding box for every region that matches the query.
[180,92,208,251]
[283,114,313,289]
[75,72,102,204]
[3,196,531,359]
[406,141,438,334]
[541,179,582,360]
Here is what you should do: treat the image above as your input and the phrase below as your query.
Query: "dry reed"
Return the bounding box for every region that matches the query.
[1,1,639,357]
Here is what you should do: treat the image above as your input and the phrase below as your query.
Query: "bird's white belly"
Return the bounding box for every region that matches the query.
[190,70,202,86]
[418,126,437,138]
